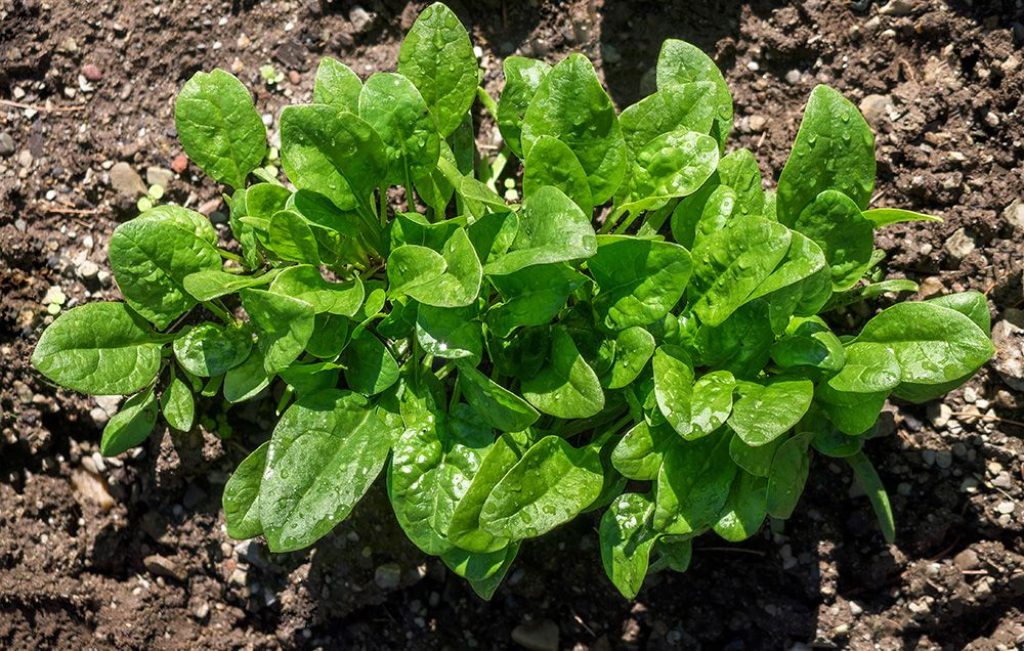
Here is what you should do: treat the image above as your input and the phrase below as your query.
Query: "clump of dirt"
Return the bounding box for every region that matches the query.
[2,1,1023,649]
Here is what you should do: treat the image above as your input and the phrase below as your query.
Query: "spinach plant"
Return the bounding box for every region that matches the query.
[32,3,993,599]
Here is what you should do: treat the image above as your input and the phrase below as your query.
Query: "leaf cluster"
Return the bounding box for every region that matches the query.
[32,3,993,599]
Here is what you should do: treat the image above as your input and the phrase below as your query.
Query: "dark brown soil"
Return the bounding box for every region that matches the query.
[3,1,1024,649]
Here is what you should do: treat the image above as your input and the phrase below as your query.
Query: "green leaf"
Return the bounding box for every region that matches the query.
[816,384,887,436]
[160,372,195,431]
[100,388,158,456]
[600,492,659,599]
[173,322,252,377]
[269,265,364,316]
[498,56,551,158]
[776,85,875,225]
[589,236,692,331]
[691,370,736,436]
[771,319,847,373]
[466,210,518,266]
[280,361,342,397]
[794,190,875,290]
[223,348,272,403]
[388,228,482,308]
[766,433,812,519]
[620,129,719,212]
[713,471,768,542]
[523,136,594,215]
[486,263,586,337]
[653,430,736,534]
[484,186,597,276]
[389,402,493,554]
[398,2,478,137]
[846,451,896,544]
[240,289,315,374]
[279,104,387,212]
[521,53,627,205]
[174,68,266,189]
[223,441,269,539]
[747,231,831,318]
[521,327,605,419]
[267,209,321,263]
[31,302,162,396]
[671,149,765,247]
[826,342,901,393]
[313,57,362,112]
[109,205,222,329]
[458,363,539,433]
[416,304,482,363]
[260,390,392,552]
[656,39,733,148]
[619,82,718,153]
[306,313,350,359]
[729,432,782,478]
[928,291,991,335]
[480,435,604,540]
[652,345,695,438]
[449,432,529,553]
[359,72,440,186]
[688,217,791,327]
[855,302,994,388]
[729,378,813,447]
[862,207,942,228]
[183,268,279,302]
[694,300,775,379]
[464,543,519,600]
[415,141,457,215]
[341,329,399,396]
[611,421,676,481]
[603,326,656,389]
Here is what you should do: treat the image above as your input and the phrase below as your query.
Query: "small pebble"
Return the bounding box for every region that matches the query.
[996,501,1016,515]
[82,63,103,81]
[171,154,189,174]
[0,131,15,157]
[374,562,402,590]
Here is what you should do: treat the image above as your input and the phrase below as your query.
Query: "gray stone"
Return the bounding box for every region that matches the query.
[110,162,146,198]
[349,6,377,33]
[511,619,559,651]
[991,319,1024,391]
[954,548,980,571]
[943,227,975,260]
[1002,199,1024,230]
[77,260,99,280]
[146,166,175,189]
[785,69,802,84]
[859,94,892,127]
[374,562,402,590]
[996,501,1016,515]
[0,131,14,156]
[879,0,914,16]
[144,554,186,581]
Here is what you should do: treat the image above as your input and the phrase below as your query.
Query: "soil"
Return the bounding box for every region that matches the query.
[2,0,1024,649]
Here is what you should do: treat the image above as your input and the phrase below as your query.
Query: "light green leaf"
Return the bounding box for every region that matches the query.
[223,441,268,539]
[109,205,222,329]
[656,39,733,148]
[498,56,551,158]
[713,471,768,542]
[416,304,482,363]
[279,104,387,212]
[173,322,252,377]
[776,85,875,225]
[223,348,272,403]
[603,326,656,389]
[486,263,586,337]
[160,372,195,432]
[398,2,478,137]
[267,209,321,264]
[240,289,315,374]
[611,421,677,481]
[484,186,597,276]
[826,342,901,393]
[313,57,362,112]
[521,53,627,205]
[359,72,440,186]
[794,190,875,290]
[653,430,736,534]
[766,433,812,518]
[260,390,392,552]
[600,492,659,599]
[590,235,692,331]
[729,378,813,447]
[652,345,695,438]
[619,82,718,153]
[31,302,163,396]
[862,207,942,228]
[847,451,896,544]
[621,129,719,212]
[691,370,736,436]
[481,435,604,540]
[928,291,990,335]
[388,228,482,308]
[269,265,364,316]
[458,363,539,433]
[521,327,605,419]
[100,388,158,456]
[174,68,267,188]
[523,135,594,215]
[183,268,279,302]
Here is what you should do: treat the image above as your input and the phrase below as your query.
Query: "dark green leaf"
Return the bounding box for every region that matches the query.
[341,329,399,396]
[223,441,269,539]
[173,322,252,377]
[521,327,605,419]
[458,363,539,433]
[766,433,812,518]
[270,265,364,316]
[729,378,813,447]
[653,430,736,534]
[713,471,768,542]
[523,135,594,215]
[240,289,315,374]
[498,56,551,158]
[359,72,440,186]
[100,389,158,456]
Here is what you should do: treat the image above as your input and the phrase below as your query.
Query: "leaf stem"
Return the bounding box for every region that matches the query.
[203,300,234,325]
[599,206,627,234]
[217,248,244,264]
[476,87,499,120]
